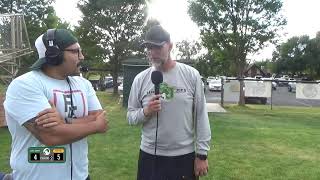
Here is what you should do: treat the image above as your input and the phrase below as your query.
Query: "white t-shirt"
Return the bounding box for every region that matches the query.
[4,70,102,180]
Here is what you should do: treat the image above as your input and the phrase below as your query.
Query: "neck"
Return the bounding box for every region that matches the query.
[160,57,176,72]
[42,66,67,80]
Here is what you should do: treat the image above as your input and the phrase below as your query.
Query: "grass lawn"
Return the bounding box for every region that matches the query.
[1,92,320,179]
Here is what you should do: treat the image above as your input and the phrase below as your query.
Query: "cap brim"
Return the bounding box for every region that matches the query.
[30,57,46,70]
[140,41,166,47]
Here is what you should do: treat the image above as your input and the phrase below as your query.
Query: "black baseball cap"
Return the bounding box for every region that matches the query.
[141,25,170,47]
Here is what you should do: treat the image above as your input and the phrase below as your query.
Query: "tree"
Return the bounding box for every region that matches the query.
[189,0,286,105]
[194,51,235,77]
[254,59,274,77]
[272,35,309,76]
[304,32,320,78]
[77,0,147,94]
[175,40,201,60]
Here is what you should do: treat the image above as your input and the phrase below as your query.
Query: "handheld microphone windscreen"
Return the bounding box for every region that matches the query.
[151,71,163,85]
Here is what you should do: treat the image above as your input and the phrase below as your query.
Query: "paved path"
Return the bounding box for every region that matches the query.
[206,103,226,113]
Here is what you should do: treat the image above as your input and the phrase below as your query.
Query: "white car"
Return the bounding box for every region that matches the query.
[288,82,296,92]
[206,76,216,84]
[208,79,222,91]
[261,77,277,90]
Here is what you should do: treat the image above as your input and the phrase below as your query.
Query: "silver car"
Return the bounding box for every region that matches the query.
[208,79,222,91]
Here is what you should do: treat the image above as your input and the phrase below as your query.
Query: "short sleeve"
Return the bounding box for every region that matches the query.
[4,78,51,126]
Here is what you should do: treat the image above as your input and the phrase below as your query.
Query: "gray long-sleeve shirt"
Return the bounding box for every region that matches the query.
[127,62,211,156]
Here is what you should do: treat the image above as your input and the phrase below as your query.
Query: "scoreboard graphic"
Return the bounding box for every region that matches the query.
[28,147,65,163]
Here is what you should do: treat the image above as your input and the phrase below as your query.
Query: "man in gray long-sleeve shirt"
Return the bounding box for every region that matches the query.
[127,25,211,180]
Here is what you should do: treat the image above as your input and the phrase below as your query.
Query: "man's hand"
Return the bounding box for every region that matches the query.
[194,158,209,177]
[35,100,64,128]
[93,111,108,133]
[143,94,162,117]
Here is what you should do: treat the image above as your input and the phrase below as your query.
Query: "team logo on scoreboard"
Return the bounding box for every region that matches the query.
[28,147,65,163]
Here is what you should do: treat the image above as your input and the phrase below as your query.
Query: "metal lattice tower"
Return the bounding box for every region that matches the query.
[0,14,32,85]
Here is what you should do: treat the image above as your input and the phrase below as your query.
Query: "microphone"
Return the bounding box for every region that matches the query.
[80,65,89,72]
[150,70,163,179]
[151,71,163,95]
[78,61,89,72]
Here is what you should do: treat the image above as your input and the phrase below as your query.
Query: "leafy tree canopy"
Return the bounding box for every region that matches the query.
[77,0,147,93]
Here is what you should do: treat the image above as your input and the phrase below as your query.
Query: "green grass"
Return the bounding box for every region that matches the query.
[1,93,320,179]
[208,105,320,180]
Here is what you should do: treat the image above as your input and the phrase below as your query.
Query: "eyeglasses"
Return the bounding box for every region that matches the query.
[63,48,83,58]
[64,48,82,54]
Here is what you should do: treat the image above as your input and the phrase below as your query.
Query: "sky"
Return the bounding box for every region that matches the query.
[53,0,320,61]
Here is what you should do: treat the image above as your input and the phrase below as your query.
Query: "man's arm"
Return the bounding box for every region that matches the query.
[127,77,155,125]
[35,101,103,127]
[194,73,211,154]
[193,73,211,177]
[36,110,103,127]
[72,110,103,124]
[127,92,161,125]
[24,111,107,146]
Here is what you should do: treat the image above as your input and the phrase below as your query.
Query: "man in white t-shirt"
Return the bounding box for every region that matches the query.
[4,29,108,180]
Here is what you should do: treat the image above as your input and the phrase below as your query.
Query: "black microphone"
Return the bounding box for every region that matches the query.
[151,71,163,95]
[78,61,89,72]
[150,70,163,179]
[80,65,89,72]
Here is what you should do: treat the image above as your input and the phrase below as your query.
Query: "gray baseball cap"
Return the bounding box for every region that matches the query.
[141,25,170,47]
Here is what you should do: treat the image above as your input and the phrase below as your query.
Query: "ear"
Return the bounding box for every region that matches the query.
[168,42,173,52]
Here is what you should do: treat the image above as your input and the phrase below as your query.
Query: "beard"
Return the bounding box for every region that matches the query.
[151,61,163,70]
[150,58,166,70]
[68,62,81,76]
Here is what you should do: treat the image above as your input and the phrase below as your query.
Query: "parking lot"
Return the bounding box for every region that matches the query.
[205,86,320,107]
[106,83,320,107]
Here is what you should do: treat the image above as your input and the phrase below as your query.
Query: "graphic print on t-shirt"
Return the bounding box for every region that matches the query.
[160,82,174,100]
[159,82,188,100]
[53,89,86,118]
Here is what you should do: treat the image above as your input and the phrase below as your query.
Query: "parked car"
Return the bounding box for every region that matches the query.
[272,82,277,90]
[118,82,123,92]
[254,75,263,79]
[288,82,296,92]
[201,76,207,92]
[88,74,103,91]
[261,77,277,90]
[104,76,113,88]
[208,79,222,91]
[206,76,216,84]
[90,80,100,91]
[281,75,289,80]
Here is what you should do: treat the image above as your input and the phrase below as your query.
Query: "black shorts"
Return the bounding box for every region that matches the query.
[137,150,196,180]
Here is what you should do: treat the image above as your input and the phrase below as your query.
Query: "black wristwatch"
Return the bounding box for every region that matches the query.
[196,153,207,160]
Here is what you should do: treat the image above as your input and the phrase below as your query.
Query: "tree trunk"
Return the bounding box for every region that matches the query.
[111,57,119,94]
[239,79,245,106]
[238,60,246,106]
[112,72,118,94]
